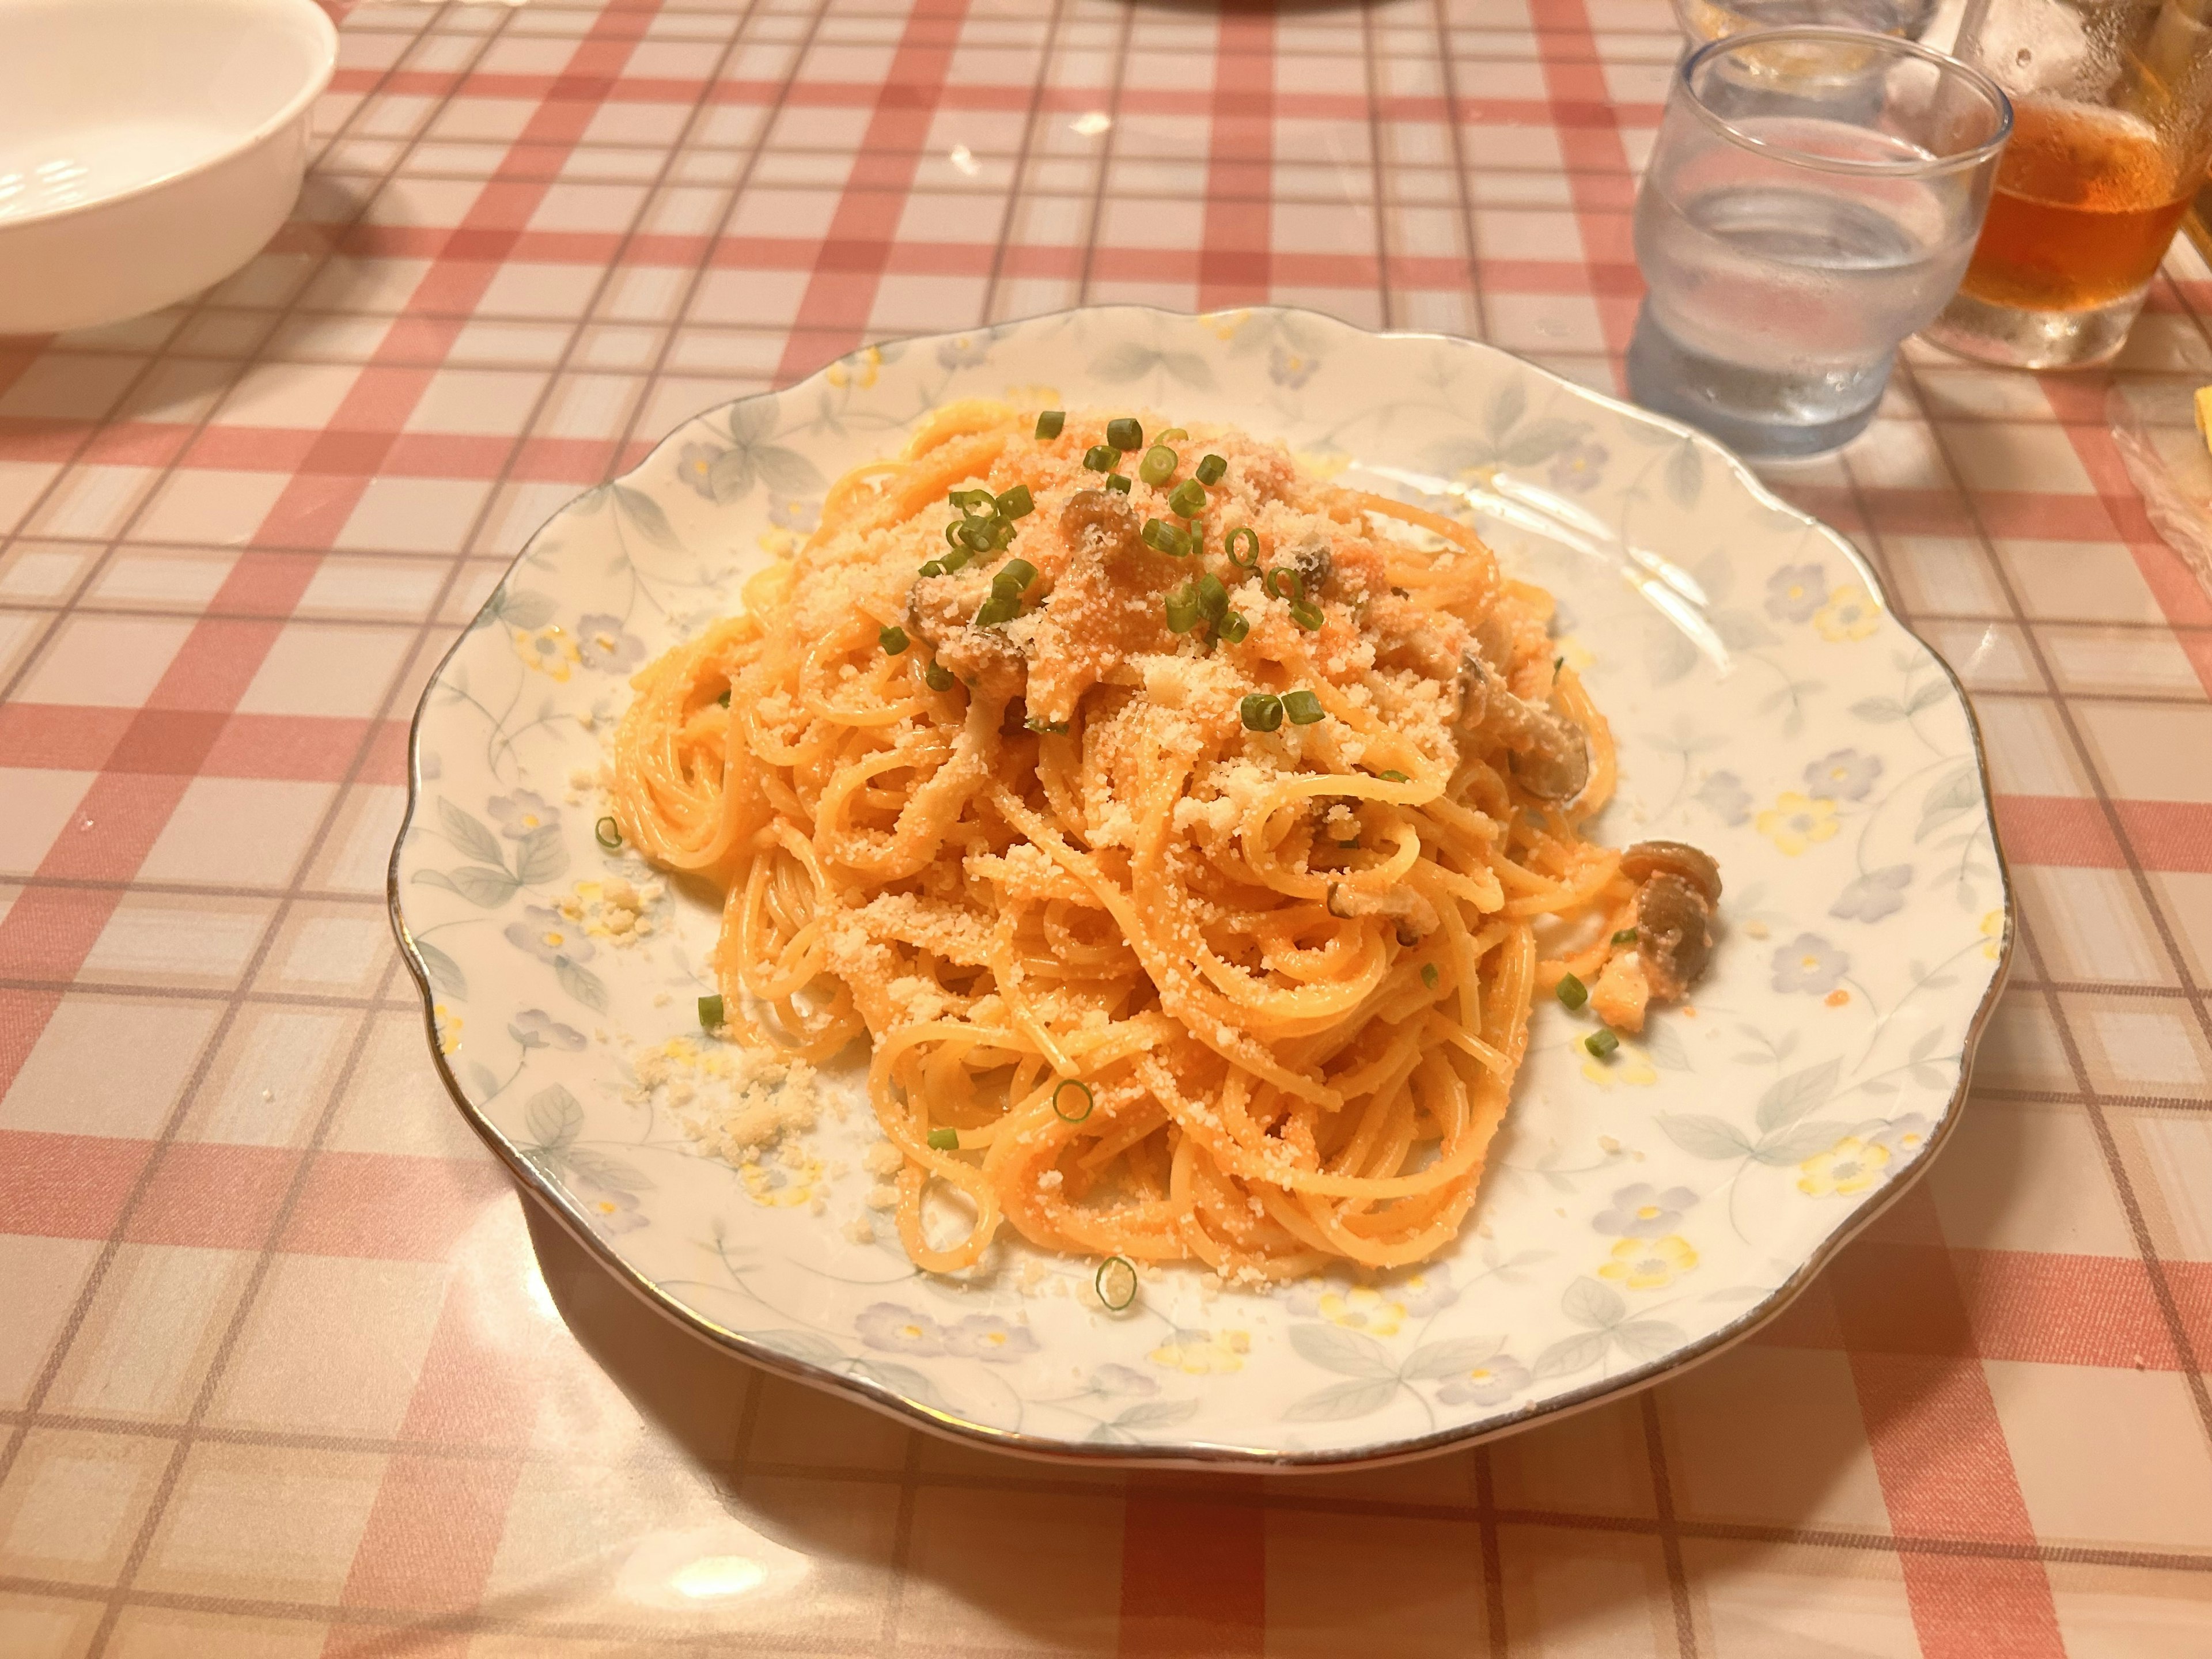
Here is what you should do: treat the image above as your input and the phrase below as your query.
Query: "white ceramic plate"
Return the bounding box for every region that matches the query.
[390,306,2010,1467]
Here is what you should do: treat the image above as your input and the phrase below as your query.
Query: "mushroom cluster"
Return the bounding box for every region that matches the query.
[1587,840,1722,1034]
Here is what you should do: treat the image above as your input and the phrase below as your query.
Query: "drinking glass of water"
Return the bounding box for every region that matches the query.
[1627,29,2013,459]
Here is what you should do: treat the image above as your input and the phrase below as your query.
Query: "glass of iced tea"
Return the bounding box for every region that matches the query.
[1923,0,2212,367]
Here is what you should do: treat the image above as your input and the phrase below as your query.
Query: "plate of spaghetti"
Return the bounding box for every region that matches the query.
[392,306,2010,1465]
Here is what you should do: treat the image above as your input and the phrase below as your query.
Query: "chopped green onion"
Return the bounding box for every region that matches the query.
[594,816,622,850]
[1024,715,1070,734]
[1143,518,1190,558]
[1158,427,1188,442]
[1105,416,1142,452]
[1289,599,1325,631]
[1035,410,1065,439]
[999,558,1037,591]
[1105,472,1131,494]
[1168,478,1207,518]
[959,518,995,552]
[949,487,995,512]
[1215,611,1249,645]
[879,624,908,655]
[1195,570,1228,623]
[1585,1029,1620,1059]
[1556,972,1589,1012]
[918,559,945,578]
[1612,929,1639,945]
[997,484,1033,519]
[1380,769,1408,782]
[1241,692,1284,733]
[925,662,955,691]
[1195,453,1226,485]
[1139,445,1177,486]
[1225,527,1260,567]
[926,1127,960,1150]
[975,592,1019,627]
[940,544,973,574]
[1053,1079,1094,1123]
[1083,445,1116,471]
[1422,963,1440,989]
[698,994,724,1029]
[1164,584,1202,634]
[717,689,732,707]
[1096,1255,1138,1311]
[1282,688,1324,725]
[1264,566,1303,602]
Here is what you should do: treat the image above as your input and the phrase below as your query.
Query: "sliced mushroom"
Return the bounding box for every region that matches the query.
[1058,488,1142,560]
[1619,840,1721,907]
[1285,531,1334,596]
[1633,872,1715,1002]
[1458,653,1591,802]
[1326,881,1440,946]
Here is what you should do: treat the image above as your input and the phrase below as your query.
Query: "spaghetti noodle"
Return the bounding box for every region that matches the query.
[609,402,1692,1281]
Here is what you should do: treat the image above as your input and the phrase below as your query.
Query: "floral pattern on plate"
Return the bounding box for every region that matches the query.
[389,305,2010,1465]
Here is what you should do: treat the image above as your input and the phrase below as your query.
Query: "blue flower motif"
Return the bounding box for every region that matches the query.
[572,1175,647,1234]
[944,1314,1039,1363]
[855,1302,943,1355]
[1592,1183,1699,1238]
[1772,933,1848,995]
[1869,1113,1934,1164]
[1696,770,1752,825]
[1804,748,1883,802]
[1091,1363,1159,1397]
[576,612,645,674]
[505,906,593,965]
[1766,563,1826,622]
[1437,1354,1529,1407]
[1388,1264,1459,1317]
[676,441,721,501]
[1831,865,1913,923]
[488,790,558,836]
[510,1009,586,1051]
[769,495,820,532]
[935,334,989,369]
[1269,343,1318,388]
[1547,440,1609,494]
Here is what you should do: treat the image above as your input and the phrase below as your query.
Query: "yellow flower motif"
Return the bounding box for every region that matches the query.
[1979,909,2004,960]
[1597,1234,1698,1291]
[757,526,802,559]
[1317,1286,1404,1337]
[1756,791,1840,856]
[1295,449,1353,481]
[741,1152,824,1209]
[1580,1037,1658,1089]
[433,1002,462,1055]
[1147,1329,1251,1376]
[1002,381,1062,407]
[1205,310,1248,340]
[826,345,882,389]
[1798,1137,1888,1197]
[514,624,579,681]
[1813,585,1880,641]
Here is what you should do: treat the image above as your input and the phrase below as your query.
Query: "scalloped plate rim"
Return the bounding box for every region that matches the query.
[386,302,2016,1469]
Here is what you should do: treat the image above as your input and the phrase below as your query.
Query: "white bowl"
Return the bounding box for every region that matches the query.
[0,0,336,335]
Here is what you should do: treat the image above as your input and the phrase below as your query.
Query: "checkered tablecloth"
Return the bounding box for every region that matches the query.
[3,0,2210,1652]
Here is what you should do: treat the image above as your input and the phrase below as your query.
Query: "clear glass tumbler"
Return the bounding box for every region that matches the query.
[1922,0,2212,368]
[1673,0,1939,44]
[1627,29,2013,459]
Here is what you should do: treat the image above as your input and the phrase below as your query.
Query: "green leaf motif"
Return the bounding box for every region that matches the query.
[1563,1276,1625,1330]
[851,1359,948,1410]
[1641,1018,1691,1072]
[556,954,610,1013]
[755,444,825,494]
[413,866,521,908]
[1285,1376,1402,1422]
[1289,1323,1397,1378]
[1851,696,1907,723]
[514,823,567,887]
[754,1328,846,1368]
[495,588,558,631]
[1486,378,1528,441]
[437,798,506,868]
[1090,341,1161,383]
[1755,1058,1840,1133]
[1664,440,1703,508]
[461,1059,501,1101]
[1753,1120,1852,1165]
[415,938,467,999]
[565,1145,652,1191]
[1658,1113,1756,1160]
[1613,1319,1686,1362]
[1114,1397,1200,1430]
[615,484,681,548]
[1906,677,1952,715]
[1531,1330,1609,1381]
[525,1085,583,1151]
[1159,351,1216,389]
[1402,1336,1506,1380]
[1500,418,1586,467]
[707,446,755,503]
[1916,763,1980,842]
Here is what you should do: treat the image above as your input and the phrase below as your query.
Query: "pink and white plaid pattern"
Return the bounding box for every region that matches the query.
[3,0,2211,1652]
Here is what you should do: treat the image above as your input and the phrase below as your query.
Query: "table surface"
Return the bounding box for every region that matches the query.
[4,0,2212,1654]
